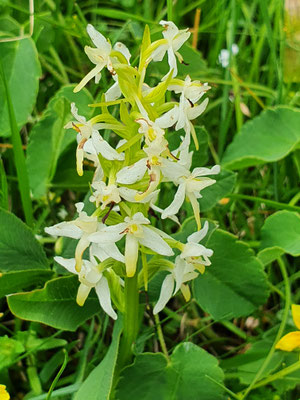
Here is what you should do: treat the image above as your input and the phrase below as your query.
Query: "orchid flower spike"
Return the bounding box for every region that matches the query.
[151,21,190,78]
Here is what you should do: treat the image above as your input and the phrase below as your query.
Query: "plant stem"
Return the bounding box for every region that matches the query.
[117,273,140,369]
[228,193,300,212]
[154,313,169,360]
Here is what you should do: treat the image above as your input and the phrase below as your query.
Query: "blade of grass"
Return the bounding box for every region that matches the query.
[0,60,34,227]
[228,193,300,212]
[0,159,9,210]
[46,349,68,400]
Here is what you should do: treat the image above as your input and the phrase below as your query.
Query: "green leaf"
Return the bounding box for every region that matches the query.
[0,209,48,271]
[193,229,269,320]
[116,343,224,400]
[74,318,122,400]
[26,85,93,198]
[222,107,300,169]
[0,336,25,370]
[0,269,53,298]
[7,276,100,331]
[199,169,236,212]
[0,37,41,137]
[258,211,300,265]
[15,331,67,352]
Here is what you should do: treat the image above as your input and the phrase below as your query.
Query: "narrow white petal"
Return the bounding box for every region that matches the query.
[54,257,77,275]
[73,64,103,93]
[86,24,111,54]
[161,183,186,219]
[153,274,174,314]
[188,98,209,120]
[105,81,122,102]
[139,227,174,256]
[155,106,179,129]
[188,221,209,244]
[95,277,118,320]
[100,243,125,263]
[116,158,147,184]
[75,235,90,272]
[45,222,82,239]
[167,47,177,77]
[172,31,191,52]
[125,234,139,277]
[92,131,124,161]
[76,283,92,306]
[89,223,127,244]
[113,42,131,62]
[192,165,220,177]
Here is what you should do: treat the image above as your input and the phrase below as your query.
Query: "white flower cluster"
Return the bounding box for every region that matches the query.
[45,21,220,319]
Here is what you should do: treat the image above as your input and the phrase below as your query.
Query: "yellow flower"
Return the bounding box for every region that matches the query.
[275,304,300,351]
[0,385,10,400]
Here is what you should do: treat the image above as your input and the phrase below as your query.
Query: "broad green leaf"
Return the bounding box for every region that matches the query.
[0,209,48,271]
[199,169,236,212]
[222,107,300,169]
[116,343,224,400]
[193,229,269,320]
[74,318,122,400]
[0,336,25,370]
[0,269,53,298]
[259,211,300,262]
[0,37,41,137]
[7,276,99,331]
[26,85,93,198]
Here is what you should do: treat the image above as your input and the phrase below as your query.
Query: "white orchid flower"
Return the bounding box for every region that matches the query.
[73,25,130,93]
[73,24,112,93]
[162,165,220,229]
[151,21,190,78]
[180,221,214,272]
[89,212,174,277]
[55,253,117,320]
[168,75,211,104]
[156,97,209,149]
[90,182,121,209]
[135,117,167,147]
[45,202,124,272]
[153,256,198,314]
[65,103,124,176]
[105,42,131,101]
[116,141,187,201]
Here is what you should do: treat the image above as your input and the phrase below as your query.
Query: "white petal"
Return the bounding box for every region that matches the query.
[172,30,191,52]
[95,277,118,320]
[54,257,77,275]
[155,106,179,129]
[188,221,209,244]
[161,183,186,219]
[89,223,127,244]
[113,42,131,62]
[76,283,92,306]
[188,98,209,120]
[153,274,174,314]
[125,234,139,277]
[116,158,147,184]
[105,81,121,102]
[151,44,168,62]
[91,131,124,161]
[70,103,86,124]
[192,165,220,177]
[86,24,111,54]
[100,243,125,263]
[139,227,174,256]
[45,222,82,239]
[167,47,177,77]
[73,64,103,93]
[181,242,213,259]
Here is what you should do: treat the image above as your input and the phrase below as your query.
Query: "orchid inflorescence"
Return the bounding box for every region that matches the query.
[45,21,220,320]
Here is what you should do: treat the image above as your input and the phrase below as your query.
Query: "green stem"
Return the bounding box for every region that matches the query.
[228,193,300,212]
[167,0,173,21]
[154,313,169,359]
[251,359,300,390]
[239,256,291,399]
[118,273,140,369]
